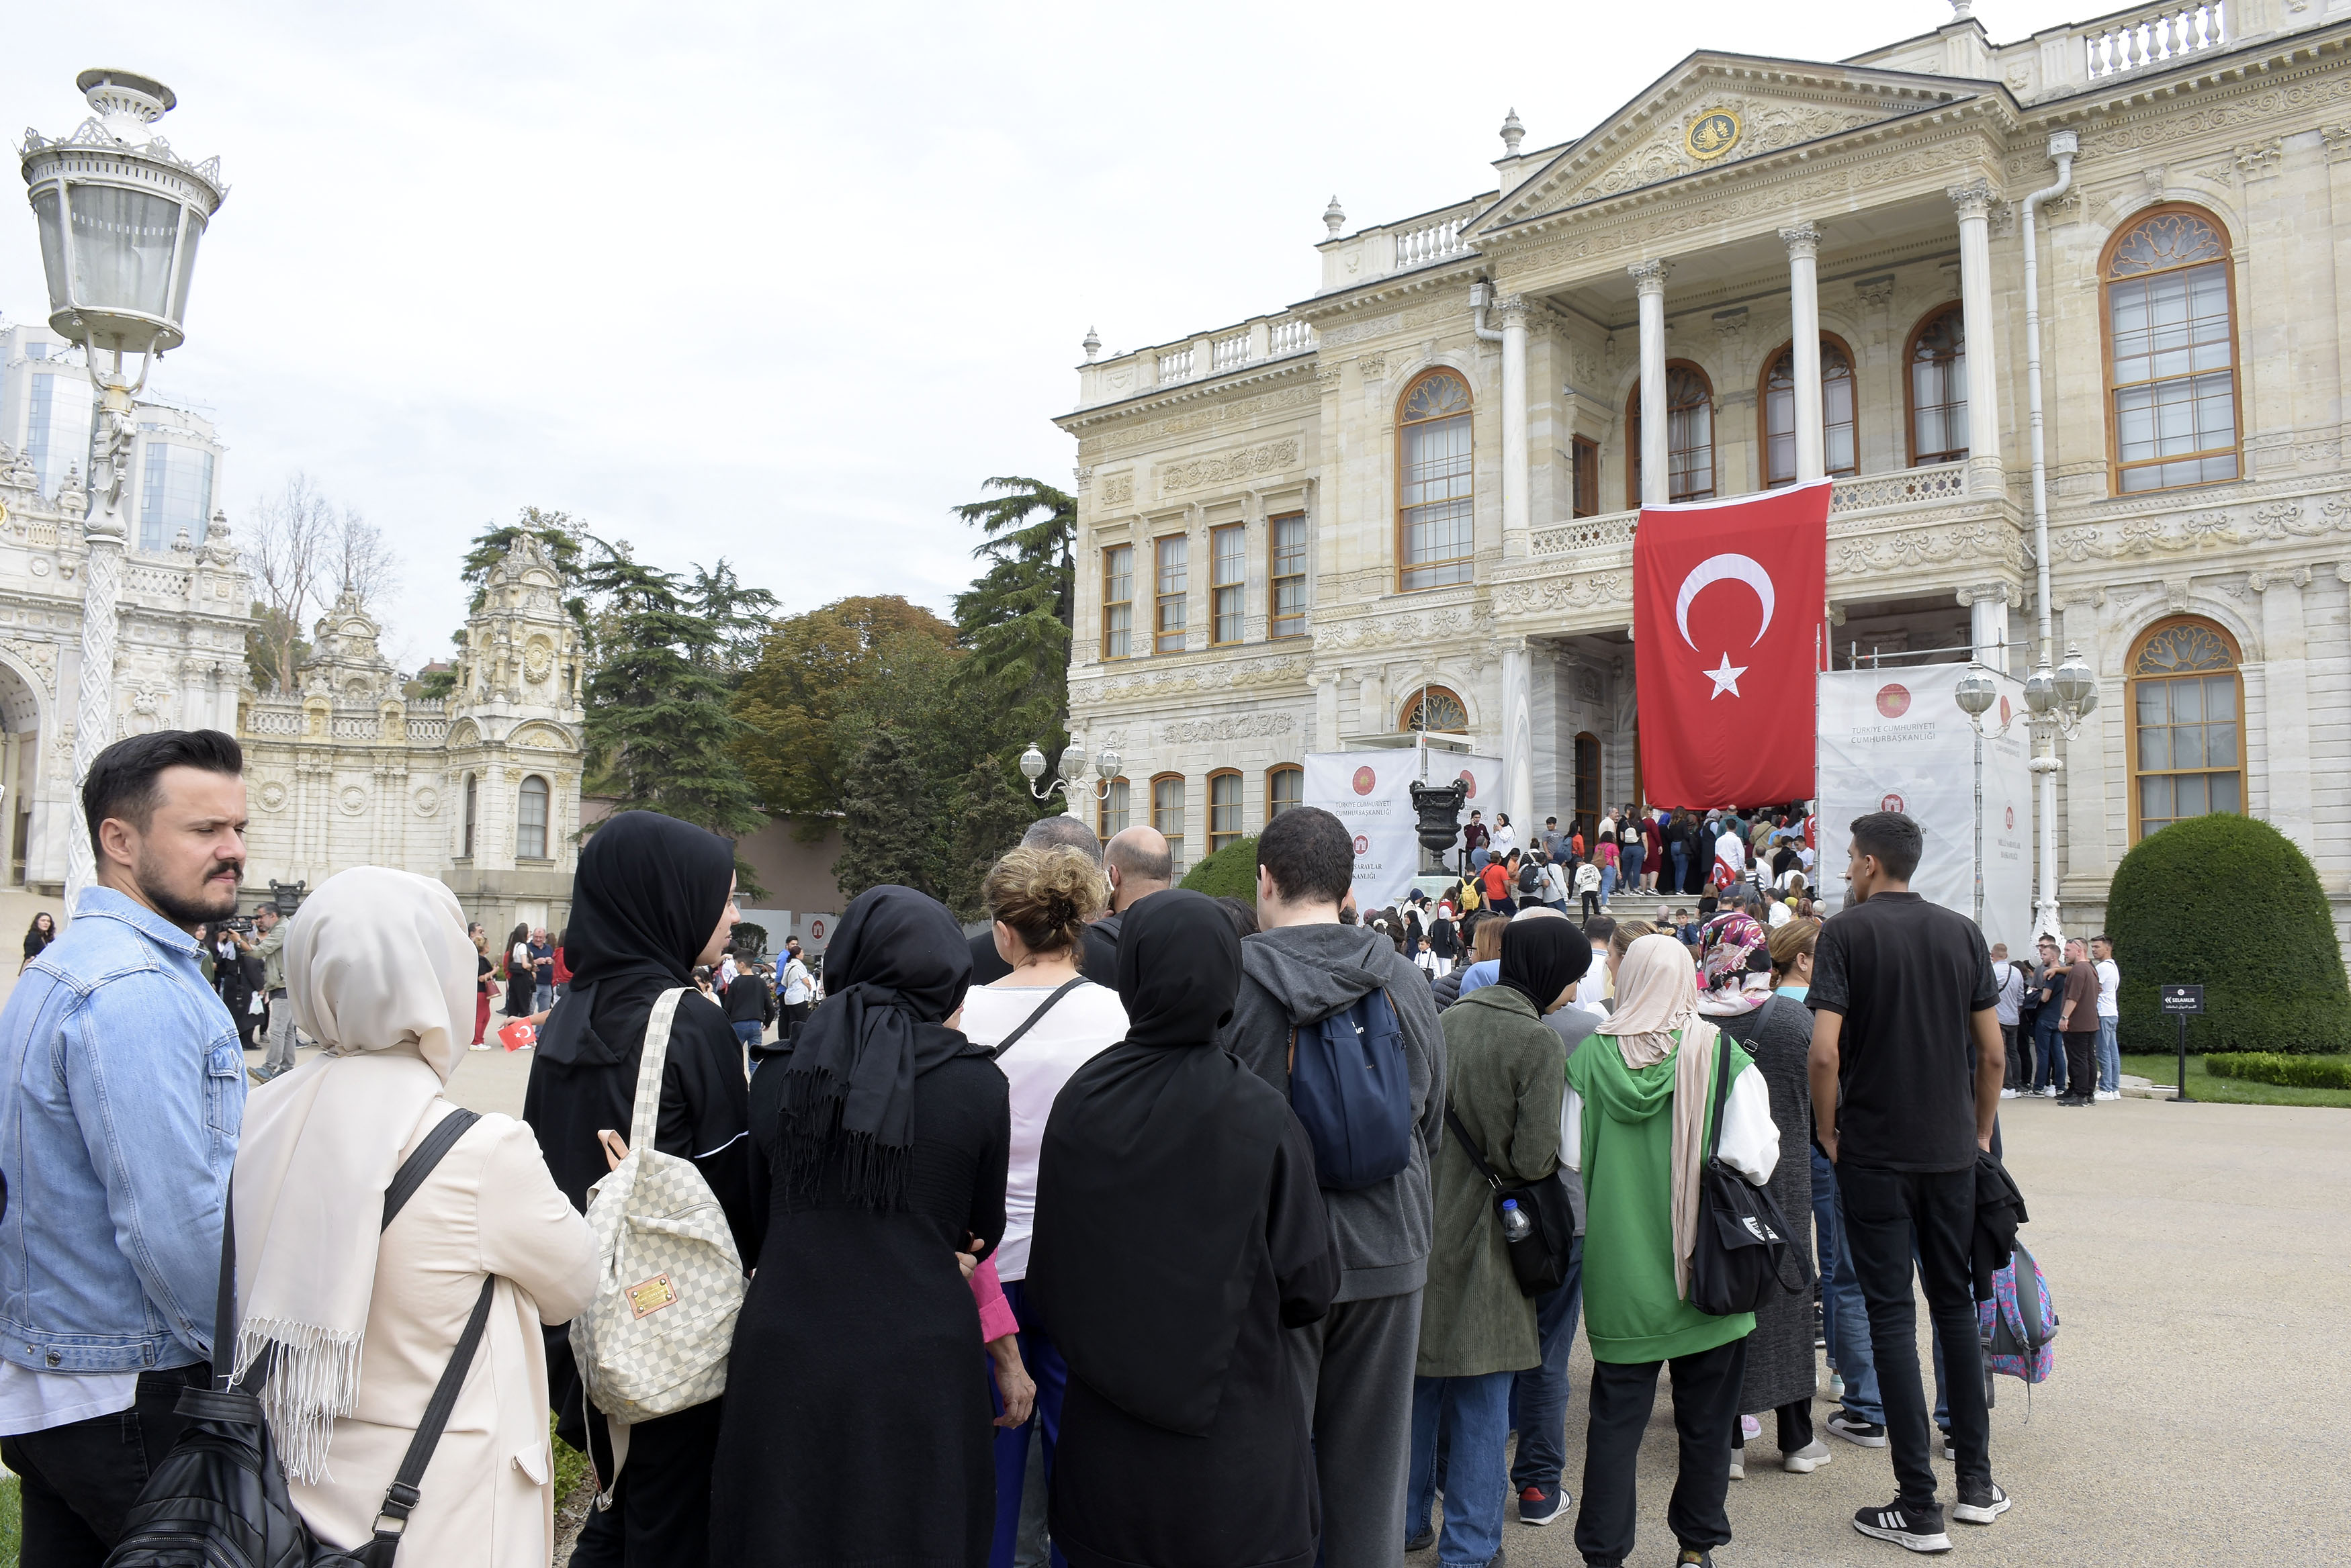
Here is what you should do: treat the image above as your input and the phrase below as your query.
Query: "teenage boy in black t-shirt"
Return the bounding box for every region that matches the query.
[1808,811,2010,1553]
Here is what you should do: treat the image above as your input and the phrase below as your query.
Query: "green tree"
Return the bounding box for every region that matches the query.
[2106,813,2351,1054]
[942,753,1043,921]
[950,477,1075,757]
[832,727,943,903]
[686,559,780,682]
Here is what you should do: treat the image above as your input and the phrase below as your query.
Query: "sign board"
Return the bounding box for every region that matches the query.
[2160,984,2206,1015]
[1816,663,2033,954]
[1304,750,1503,912]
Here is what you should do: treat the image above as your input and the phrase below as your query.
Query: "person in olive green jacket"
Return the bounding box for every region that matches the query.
[1405,917,1590,1568]
[1564,933,1781,1568]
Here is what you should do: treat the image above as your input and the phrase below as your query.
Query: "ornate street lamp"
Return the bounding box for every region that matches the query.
[21,70,227,917]
[1020,738,1121,817]
[1955,643,2099,936]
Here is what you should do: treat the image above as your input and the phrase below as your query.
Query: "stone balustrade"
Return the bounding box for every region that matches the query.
[1268,317,1315,357]
[1392,212,1471,270]
[1156,345,1194,384]
[2081,0,2225,79]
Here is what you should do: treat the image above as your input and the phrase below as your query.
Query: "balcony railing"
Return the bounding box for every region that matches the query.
[1393,214,1471,270]
[1156,346,1194,384]
[2082,1,2225,79]
[1525,462,1972,555]
[1269,317,1315,357]
[1211,332,1251,373]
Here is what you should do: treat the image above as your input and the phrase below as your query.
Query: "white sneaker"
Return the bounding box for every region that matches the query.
[1999,1087,2019,1099]
[468,1042,492,1051]
[1741,1414,1762,1440]
[2099,1089,2121,1101]
[1783,1438,1832,1474]
[1828,1372,1846,1403]
[1728,1448,1745,1481]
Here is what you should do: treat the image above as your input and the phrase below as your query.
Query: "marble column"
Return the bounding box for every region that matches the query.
[1781,224,1826,481]
[1629,261,1671,504]
[2256,571,2314,847]
[1501,638,1535,835]
[1962,584,2014,674]
[1312,670,1340,752]
[1499,293,1531,553]
[1948,180,2004,493]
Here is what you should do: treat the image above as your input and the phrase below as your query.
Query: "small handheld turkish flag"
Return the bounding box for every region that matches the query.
[1633,480,1829,809]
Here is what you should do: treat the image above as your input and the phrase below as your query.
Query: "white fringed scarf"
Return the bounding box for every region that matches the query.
[229,868,476,1483]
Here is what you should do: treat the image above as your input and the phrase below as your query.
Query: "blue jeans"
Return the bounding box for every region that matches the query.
[1508,1237,1585,1493]
[987,1280,1069,1568]
[2097,1017,2121,1093]
[2032,1012,2068,1093]
[731,1020,762,1062]
[1670,846,1690,894]
[1599,864,1618,899]
[1822,1160,1885,1426]
[1622,846,1644,888]
[1408,1371,1512,1568]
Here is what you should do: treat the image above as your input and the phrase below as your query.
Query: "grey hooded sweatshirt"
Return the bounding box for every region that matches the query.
[1218,922,1447,1302]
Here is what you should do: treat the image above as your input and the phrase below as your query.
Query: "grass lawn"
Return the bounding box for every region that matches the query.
[1,1473,18,1568]
[2121,1052,2351,1108]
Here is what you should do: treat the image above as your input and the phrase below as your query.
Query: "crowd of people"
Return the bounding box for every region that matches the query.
[0,726,2035,1568]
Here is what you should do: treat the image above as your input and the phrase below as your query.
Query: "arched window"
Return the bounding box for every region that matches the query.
[1267,765,1303,818]
[1208,770,1243,856]
[1098,776,1130,842]
[1761,335,1858,485]
[1627,363,1715,507]
[1151,773,1186,872]
[462,774,478,859]
[1400,684,1469,735]
[1572,732,1601,838]
[1906,304,1967,465]
[2104,205,2239,494]
[1396,370,1474,591]
[517,775,550,860]
[2129,617,2243,840]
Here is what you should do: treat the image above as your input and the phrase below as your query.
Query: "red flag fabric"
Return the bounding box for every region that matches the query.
[1633,479,1829,809]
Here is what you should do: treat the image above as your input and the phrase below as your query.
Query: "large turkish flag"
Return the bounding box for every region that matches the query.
[1633,479,1829,809]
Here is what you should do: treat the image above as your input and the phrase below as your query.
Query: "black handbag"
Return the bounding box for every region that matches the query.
[1444,1107,1576,1297]
[1686,1031,1812,1318]
[107,1111,496,1568]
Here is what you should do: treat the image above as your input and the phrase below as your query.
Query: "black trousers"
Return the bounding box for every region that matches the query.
[1732,1397,1814,1453]
[553,1329,725,1568]
[2000,1023,2027,1089]
[781,1001,810,1041]
[1838,1163,1991,1513]
[2063,1032,2098,1100]
[0,1363,210,1568]
[1574,1336,1745,1566]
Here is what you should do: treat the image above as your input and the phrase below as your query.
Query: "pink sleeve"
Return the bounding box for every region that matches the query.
[970,1256,1018,1343]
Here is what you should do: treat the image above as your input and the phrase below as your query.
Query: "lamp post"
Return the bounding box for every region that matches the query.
[1018,738,1122,820]
[21,70,226,918]
[1955,643,2098,937]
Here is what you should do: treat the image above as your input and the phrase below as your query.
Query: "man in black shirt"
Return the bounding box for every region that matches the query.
[1807,811,2008,1553]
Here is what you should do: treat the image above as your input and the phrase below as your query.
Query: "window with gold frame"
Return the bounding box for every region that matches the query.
[1100,544,1134,659]
[1270,512,1308,639]
[1397,370,1474,591]
[1761,336,1858,485]
[1267,764,1303,818]
[1208,770,1243,856]
[1627,363,1716,506]
[2104,205,2240,494]
[1400,684,1469,736]
[1097,776,1130,842]
[1906,304,1967,465]
[2129,616,2244,839]
[1151,772,1186,872]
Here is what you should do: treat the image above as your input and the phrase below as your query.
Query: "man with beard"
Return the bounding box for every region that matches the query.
[0,731,250,1565]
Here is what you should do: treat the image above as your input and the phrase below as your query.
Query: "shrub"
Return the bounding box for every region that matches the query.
[1180,836,1259,902]
[2205,1053,2351,1090]
[2106,814,2351,1055]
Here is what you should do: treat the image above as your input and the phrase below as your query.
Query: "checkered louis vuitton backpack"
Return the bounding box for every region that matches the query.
[570,988,746,1495]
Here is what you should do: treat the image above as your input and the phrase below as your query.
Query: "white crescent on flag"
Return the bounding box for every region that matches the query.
[1674,554,1776,650]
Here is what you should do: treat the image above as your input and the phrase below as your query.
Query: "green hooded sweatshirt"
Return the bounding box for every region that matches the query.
[1566,1028,1757,1364]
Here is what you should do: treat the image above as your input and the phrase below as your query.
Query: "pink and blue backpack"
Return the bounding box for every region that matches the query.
[1980,1238,2059,1387]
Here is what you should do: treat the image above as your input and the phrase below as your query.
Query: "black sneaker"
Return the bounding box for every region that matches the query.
[1676,1551,1716,1567]
[1938,1427,1953,1461]
[1405,1524,1434,1552]
[1853,1499,1952,1553]
[1953,1480,2011,1524]
[1516,1482,1566,1525]
[1826,1410,1889,1448]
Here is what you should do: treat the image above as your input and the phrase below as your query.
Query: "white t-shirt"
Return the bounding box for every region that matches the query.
[0,1364,137,1436]
[1574,949,1611,1011]
[957,980,1130,1283]
[511,942,531,972]
[2095,958,2120,1018]
[1491,824,1519,854]
[781,957,813,1005]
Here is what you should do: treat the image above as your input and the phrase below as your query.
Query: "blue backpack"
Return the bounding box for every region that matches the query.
[1288,988,1414,1190]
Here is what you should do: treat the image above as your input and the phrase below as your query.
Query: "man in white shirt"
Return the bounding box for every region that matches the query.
[1541,857,1571,912]
[778,943,816,1040]
[1574,914,1616,1011]
[1713,820,1748,888]
[1992,944,2027,1097]
[2092,935,2121,1100]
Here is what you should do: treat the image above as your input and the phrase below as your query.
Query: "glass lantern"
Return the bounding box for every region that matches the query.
[20,71,226,360]
[1953,661,1997,717]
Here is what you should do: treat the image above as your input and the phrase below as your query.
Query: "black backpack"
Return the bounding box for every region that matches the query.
[106,1110,495,1568]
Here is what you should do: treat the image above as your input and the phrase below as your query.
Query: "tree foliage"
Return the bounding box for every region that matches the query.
[950,477,1075,754]
[2106,813,2351,1054]
[1181,837,1261,902]
[833,728,944,905]
[240,472,394,692]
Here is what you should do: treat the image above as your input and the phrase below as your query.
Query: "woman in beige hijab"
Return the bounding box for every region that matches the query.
[232,868,596,1564]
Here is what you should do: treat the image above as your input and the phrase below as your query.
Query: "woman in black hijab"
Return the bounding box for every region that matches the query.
[709,884,1010,1567]
[521,811,756,1568]
[1029,889,1339,1568]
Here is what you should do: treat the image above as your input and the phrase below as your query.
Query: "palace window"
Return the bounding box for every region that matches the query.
[1101,545,1133,659]
[1211,523,1246,645]
[1571,436,1599,518]
[517,775,550,860]
[1151,773,1186,872]
[462,774,478,859]
[1628,363,1716,506]
[2130,617,2242,839]
[1154,535,1188,653]
[1398,370,1474,591]
[1400,684,1469,736]
[138,442,214,551]
[1761,336,1857,486]
[1098,776,1130,842]
[1270,513,1308,638]
[2105,205,2240,494]
[1268,764,1303,817]
[1208,770,1243,856]
[1907,304,1967,465]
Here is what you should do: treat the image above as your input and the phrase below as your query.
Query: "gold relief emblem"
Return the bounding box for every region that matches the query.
[1686,110,1740,160]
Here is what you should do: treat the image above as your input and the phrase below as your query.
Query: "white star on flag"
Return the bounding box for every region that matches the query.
[1704,653,1747,699]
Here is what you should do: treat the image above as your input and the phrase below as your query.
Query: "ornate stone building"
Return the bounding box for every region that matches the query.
[0,316,582,931]
[1059,0,2351,944]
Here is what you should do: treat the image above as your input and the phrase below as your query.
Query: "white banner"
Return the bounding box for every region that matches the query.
[1815,665,2033,952]
[1303,750,1502,911]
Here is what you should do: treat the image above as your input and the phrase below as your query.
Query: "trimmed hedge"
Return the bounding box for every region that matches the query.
[1180,836,1259,902]
[2107,814,2351,1056]
[2206,1053,2351,1090]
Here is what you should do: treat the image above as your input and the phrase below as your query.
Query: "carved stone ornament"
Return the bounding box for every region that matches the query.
[414,786,440,817]
[1358,353,1388,381]
[1100,473,1135,507]
[1158,439,1302,497]
[1159,712,1298,745]
[338,785,369,815]
[1945,179,1994,221]
[257,780,290,813]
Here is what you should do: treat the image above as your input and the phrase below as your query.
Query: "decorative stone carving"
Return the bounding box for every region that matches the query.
[2233,138,2285,179]
[1945,179,1994,220]
[1159,712,1298,744]
[1853,275,1897,308]
[1158,440,1302,496]
[1358,353,1387,381]
[1100,473,1134,507]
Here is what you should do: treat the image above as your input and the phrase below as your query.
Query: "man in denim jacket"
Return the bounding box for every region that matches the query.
[0,730,249,1563]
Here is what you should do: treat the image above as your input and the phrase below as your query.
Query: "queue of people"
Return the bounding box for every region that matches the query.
[0,726,2026,1568]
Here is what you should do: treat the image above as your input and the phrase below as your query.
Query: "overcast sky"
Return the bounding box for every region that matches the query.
[3,0,2083,671]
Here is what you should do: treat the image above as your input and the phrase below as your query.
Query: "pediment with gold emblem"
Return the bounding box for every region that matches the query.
[1471,54,1988,235]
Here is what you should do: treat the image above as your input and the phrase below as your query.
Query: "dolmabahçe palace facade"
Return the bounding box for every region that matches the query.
[1057,0,2351,949]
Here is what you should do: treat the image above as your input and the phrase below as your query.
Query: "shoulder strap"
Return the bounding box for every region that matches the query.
[383,1109,484,1230]
[212,1177,238,1391]
[365,1275,497,1550]
[1444,1106,1505,1192]
[988,976,1089,1061]
[628,989,689,1153]
[1705,1029,1736,1162]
